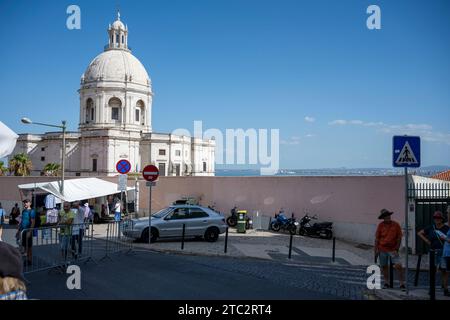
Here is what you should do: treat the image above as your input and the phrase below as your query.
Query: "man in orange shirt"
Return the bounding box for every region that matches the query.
[375,209,405,290]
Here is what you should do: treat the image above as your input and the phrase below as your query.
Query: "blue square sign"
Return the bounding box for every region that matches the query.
[393,136,421,168]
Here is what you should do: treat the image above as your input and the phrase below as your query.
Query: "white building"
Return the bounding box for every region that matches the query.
[13,13,215,177]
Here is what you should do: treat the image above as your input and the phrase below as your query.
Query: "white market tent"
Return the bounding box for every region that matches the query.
[18,177,135,202]
[0,121,19,158]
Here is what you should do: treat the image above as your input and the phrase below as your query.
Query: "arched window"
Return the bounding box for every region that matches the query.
[109,97,122,121]
[86,98,94,123]
[136,100,145,125]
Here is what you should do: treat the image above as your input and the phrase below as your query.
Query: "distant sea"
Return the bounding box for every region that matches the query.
[216,166,450,177]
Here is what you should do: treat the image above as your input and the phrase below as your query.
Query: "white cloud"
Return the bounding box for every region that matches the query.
[329,120,347,125]
[304,116,315,123]
[281,136,301,145]
[305,134,315,138]
[329,119,450,145]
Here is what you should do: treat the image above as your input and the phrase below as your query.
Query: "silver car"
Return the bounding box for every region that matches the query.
[123,205,227,243]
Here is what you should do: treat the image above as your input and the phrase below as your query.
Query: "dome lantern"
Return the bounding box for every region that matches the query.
[106,10,128,51]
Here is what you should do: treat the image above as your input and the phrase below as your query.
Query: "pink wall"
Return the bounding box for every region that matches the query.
[0,175,405,244]
[0,175,405,224]
[137,176,405,224]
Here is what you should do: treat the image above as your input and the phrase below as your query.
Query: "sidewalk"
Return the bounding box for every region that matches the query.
[372,287,450,301]
[132,228,374,266]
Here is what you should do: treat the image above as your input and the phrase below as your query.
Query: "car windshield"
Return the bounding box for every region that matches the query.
[151,208,173,219]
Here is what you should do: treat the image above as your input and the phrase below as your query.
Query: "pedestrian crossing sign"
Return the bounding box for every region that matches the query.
[393,136,421,168]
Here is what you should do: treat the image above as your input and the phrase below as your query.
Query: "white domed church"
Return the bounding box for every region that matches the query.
[13,13,215,177]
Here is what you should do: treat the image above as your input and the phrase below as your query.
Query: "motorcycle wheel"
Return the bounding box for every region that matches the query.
[288,225,297,235]
[226,217,237,227]
[322,230,333,240]
[299,228,306,236]
[271,222,281,232]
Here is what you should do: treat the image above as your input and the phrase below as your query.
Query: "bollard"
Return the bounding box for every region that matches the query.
[224,227,229,254]
[288,233,293,259]
[389,256,394,288]
[332,237,336,262]
[414,254,422,287]
[181,224,186,250]
[429,249,436,301]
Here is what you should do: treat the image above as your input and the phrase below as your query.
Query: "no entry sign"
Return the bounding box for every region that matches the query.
[116,159,131,174]
[142,165,159,182]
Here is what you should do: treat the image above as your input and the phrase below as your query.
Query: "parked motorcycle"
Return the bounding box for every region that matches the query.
[298,213,333,239]
[270,212,298,235]
[226,206,238,227]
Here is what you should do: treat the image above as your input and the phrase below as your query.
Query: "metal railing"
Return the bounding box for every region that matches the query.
[19,223,95,274]
[18,219,136,275]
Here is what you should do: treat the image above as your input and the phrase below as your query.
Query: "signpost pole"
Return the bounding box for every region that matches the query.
[393,135,420,296]
[142,164,159,246]
[404,166,409,295]
[148,183,152,245]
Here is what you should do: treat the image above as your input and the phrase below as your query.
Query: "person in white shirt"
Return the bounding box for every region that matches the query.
[70,201,85,258]
[114,200,121,222]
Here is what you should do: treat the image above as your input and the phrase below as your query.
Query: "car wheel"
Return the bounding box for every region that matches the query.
[142,227,158,243]
[204,227,219,242]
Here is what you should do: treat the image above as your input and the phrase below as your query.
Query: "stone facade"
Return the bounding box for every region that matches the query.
[12,13,215,177]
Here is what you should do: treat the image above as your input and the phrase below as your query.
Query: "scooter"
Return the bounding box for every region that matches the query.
[270,212,298,235]
[298,213,333,239]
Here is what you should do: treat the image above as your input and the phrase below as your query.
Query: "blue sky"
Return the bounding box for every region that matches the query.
[1,0,449,169]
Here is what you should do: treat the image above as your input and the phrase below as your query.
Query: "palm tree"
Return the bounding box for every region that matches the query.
[42,163,61,177]
[9,153,32,176]
[0,161,8,176]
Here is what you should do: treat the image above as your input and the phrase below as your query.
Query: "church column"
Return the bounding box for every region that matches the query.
[100,93,105,123]
[96,95,101,124]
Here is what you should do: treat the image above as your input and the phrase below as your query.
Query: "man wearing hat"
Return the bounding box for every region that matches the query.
[375,209,405,290]
[0,241,28,300]
[418,210,449,296]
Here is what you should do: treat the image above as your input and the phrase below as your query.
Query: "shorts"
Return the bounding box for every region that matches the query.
[433,250,448,271]
[379,251,402,267]
[444,257,450,272]
[21,231,33,249]
[59,235,70,250]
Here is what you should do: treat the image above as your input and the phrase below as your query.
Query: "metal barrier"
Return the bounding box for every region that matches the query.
[98,219,134,260]
[19,219,135,274]
[19,223,95,274]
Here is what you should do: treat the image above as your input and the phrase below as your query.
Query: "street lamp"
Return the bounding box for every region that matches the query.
[21,117,67,195]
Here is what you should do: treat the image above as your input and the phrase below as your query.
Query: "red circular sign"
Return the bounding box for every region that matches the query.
[142,165,159,182]
[116,159,131,174]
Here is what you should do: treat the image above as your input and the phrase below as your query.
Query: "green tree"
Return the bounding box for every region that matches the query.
[42,163,61,177]
[0,161,8,176]
[9,153,32,176]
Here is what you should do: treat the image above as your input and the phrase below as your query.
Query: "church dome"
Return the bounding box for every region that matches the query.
[82,50,150,86]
